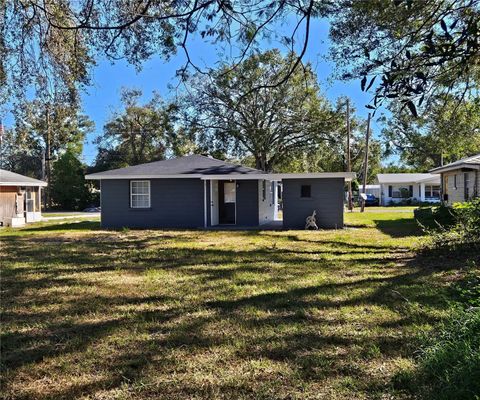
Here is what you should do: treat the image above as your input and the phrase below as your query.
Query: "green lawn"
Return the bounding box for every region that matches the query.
[0,209,471,399]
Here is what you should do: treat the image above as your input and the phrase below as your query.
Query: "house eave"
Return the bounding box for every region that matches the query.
[0,182,47,187]
[86,172,357,181]
[430,163,480,174]
[85,174,205,180]
[200,172,356,181]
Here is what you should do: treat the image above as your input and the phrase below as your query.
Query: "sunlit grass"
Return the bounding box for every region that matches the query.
[0,209,470,399]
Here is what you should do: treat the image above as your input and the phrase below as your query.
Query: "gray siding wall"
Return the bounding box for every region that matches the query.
[101,179,205,229]
[442,169,480,205]
[236,180,259,226]
[282,178,345,229]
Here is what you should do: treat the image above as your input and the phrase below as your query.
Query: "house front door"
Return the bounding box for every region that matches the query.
[210,180,219,226]
[219,180,236,225]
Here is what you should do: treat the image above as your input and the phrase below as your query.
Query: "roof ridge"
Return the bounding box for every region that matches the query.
[461,153,480,162]
[189,154,263,172]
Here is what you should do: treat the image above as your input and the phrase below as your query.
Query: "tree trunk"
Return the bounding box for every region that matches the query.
[255,153,268,172]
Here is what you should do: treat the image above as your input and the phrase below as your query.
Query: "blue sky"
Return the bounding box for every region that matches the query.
[6,17,386,165]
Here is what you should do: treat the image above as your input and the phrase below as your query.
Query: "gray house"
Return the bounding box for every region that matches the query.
[86,155,355,230]
[430,153,480,205]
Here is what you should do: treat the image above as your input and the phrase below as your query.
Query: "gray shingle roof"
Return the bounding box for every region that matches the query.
[0,169,47,186]
[86,155,264,178]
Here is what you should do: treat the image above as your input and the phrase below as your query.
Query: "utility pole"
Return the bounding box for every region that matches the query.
[41,148,46,180]
[45,103,51,210]
[346,99,353,211]
[361,113,371,213]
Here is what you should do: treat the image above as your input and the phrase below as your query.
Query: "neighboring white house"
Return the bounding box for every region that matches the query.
[430,153,480,205]
[376,173,441,206]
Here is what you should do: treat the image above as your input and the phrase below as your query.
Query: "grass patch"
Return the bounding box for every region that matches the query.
[0,209,474,399]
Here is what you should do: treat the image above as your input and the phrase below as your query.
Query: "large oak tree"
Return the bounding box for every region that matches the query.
[182,50,344,172]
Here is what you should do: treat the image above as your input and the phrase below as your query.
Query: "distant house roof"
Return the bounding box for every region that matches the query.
[0,169,47,187]
[86,154,356,181]
[430,153,480,174]
[376,173,440,185]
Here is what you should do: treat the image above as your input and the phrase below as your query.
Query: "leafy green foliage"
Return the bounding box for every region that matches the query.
[382,97,480,170]
[454,267,480,308]
[422,199,480,251]
[92,89,186,171]
[183,50,347,172]
[0,127,43,178]
[413,308,480,400]
[329,0,480,114]
[415,205,457,230]
[51,150,95,210]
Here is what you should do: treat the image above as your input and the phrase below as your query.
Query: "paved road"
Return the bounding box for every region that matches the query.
[42,213,101,221]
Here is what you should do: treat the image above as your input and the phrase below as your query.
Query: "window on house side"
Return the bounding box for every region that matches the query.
[465,173,470,200]
[425,185,440,199]
[262,180,266,201]
[130,180,151,208]
[301,185,311,198]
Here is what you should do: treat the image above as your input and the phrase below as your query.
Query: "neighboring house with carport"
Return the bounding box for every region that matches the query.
[429,153,480,205]
[345,185,380,202]
[376,173,441,206]
[0,169,47,227]
[86,155,355,229]
[363,184,381,198]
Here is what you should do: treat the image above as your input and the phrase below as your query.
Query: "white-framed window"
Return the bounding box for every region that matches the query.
[223,181,236,203]
[130,180,151,208]
[425,185,440,199]
[391,185,410,198]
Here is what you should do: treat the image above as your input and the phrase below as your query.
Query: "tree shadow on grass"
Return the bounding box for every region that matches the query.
[2,229,476,399]
[20,220,102,232]
[373,218,423,238]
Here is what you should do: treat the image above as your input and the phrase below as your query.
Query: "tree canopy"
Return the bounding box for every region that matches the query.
[93,89,178,171]
[51,150,94,210]
[382,96,480,169]
[183,50,345,172]
[329,0,480,114]
[3,0,477,112]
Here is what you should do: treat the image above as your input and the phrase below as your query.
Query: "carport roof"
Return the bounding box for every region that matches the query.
[86,155,356,181]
